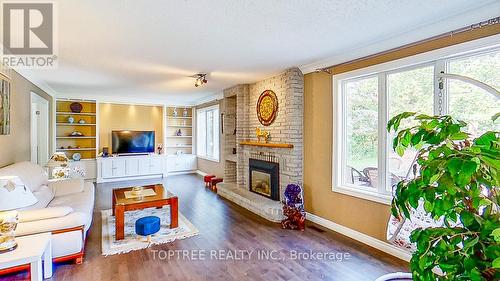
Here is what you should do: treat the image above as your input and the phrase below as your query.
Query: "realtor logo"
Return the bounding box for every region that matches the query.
[1,2,57,68]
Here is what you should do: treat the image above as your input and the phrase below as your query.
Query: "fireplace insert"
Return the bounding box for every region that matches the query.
[249,158,279,201]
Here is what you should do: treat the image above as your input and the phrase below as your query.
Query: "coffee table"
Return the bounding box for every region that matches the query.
[112,184,178,240]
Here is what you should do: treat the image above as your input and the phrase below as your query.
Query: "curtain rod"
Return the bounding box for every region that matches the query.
[326,16,500,71]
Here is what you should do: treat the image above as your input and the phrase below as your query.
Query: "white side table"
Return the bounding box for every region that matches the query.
[0,232,52,281]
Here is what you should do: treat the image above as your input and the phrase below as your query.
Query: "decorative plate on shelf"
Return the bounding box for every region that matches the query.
[72,153,81,161]
[256,90,278,126]
[70,102,83,113]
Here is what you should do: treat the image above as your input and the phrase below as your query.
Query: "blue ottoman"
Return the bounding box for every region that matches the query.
[135,216,161,242]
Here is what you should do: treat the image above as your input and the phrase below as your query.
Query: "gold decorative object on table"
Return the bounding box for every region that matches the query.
[0,176,38,253]
[257,90,278,126]
[256,128,270,143]
[47,152,69,179]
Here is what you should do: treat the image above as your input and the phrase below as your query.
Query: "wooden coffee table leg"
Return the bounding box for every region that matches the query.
[115,204,125,240]
[112,192,116,216]
[170,197,178,229]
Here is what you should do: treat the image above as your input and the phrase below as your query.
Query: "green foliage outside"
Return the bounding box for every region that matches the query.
[346,51,499,170]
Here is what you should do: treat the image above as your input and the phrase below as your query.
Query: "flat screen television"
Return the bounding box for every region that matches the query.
[112,130,155,154]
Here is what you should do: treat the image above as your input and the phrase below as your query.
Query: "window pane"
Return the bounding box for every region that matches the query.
[196,109,206,157]
[206,110,214,157]
[448,51,500,137]
[387,66,434,191]
[196,106,219,161]
[343,77,378,189]
[213,108,220,160]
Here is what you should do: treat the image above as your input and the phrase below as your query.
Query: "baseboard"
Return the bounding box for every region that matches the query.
[166,170,197,176]
[306,212,411,262]
[96,174,163,183]
[195,170,208,177]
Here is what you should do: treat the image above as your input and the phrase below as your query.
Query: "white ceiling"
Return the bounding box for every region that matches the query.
[22,0,500,105]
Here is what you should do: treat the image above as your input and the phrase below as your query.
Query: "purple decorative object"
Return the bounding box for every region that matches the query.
[281,184,305,231]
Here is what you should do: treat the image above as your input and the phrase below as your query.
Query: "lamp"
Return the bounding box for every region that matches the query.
[0,176,38,253]
[193,74,207,87]
[47,152,69,178]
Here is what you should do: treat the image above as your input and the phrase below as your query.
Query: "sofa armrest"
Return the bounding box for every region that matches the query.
[48,178,84,197]
[16,211,88,236]
[18,207,73,223]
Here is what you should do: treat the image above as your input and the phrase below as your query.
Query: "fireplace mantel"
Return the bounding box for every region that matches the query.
[239,141,294,149]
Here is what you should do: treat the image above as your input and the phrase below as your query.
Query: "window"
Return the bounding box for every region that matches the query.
[334,42,499,204]
[196,105,220,162]
[342,76,378,190]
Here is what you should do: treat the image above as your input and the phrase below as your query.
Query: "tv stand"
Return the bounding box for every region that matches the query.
[96,154,165,183]
[116,153,150,157]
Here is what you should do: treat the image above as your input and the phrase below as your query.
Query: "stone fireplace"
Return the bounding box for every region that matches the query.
[218,68,304,222]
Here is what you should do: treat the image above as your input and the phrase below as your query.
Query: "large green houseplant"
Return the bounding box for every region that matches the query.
[388,113,499,281]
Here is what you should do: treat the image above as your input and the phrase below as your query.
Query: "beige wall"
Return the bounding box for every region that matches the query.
[195,100,225,177]
[303,72,390,240]
[0,71,53,168]
[99,103,163,153]
[303,28,500,241]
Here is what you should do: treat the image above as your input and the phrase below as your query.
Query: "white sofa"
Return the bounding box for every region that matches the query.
[0,161,94,264]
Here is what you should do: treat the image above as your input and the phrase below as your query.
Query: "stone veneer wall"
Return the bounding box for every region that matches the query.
[223,87,239,183]
[234,68,304,199]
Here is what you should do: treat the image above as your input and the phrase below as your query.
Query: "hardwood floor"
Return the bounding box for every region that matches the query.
[2,174,408,281]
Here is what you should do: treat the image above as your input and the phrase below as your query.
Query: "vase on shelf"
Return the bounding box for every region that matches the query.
[182,108,188,117]
[67,116,74,124]
[172,108,178,117]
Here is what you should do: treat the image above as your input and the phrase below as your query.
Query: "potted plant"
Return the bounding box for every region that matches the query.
[388,113,499,281]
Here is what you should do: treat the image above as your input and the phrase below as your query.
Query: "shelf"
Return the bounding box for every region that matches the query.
[168,125,192,128]
[239,141,294,148]
[226,154,237,162]
[167,136,192,138]
[57,123,96,126]
[56,148,95,151]
[165,146,192,148]
[56,112,96,116]
[56,136,96,139]
[167,116,192,119]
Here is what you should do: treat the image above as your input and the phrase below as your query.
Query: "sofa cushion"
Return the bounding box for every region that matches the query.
[18,206,73,223]
[0,161,48,192]
[21,185,54,210]
[49,178,84,197]
[48,181,95,231]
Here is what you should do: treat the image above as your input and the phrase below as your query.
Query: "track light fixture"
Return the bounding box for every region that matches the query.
[193,74,208,87]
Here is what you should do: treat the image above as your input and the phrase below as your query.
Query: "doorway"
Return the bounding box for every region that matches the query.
[30,92,49,165]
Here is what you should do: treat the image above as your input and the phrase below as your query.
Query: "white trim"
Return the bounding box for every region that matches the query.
[332,37,500,204]
[196,170,208,177]
[332,187,392,205]
[196,155,220,163]
[331,34,500,81]
[194,92,223,106]
[167,170,197,176]
[306,212,411,262]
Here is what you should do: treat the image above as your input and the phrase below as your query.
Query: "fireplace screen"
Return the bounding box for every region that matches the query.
[249,158,279,201]
[251,171,272,197]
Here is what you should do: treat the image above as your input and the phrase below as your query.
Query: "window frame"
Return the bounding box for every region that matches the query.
[196,104,220,162]
[332,35,500,205]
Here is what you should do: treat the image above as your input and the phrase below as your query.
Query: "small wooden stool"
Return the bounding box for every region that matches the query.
[204,175,216,187]
[210,178,223,191]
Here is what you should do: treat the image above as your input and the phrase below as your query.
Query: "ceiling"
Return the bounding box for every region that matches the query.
[22,0,500,105]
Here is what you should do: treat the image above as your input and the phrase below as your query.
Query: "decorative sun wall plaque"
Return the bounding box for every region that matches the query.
[257,90,278,126]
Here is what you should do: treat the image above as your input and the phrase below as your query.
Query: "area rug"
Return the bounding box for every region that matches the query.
[101,206,199,256]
